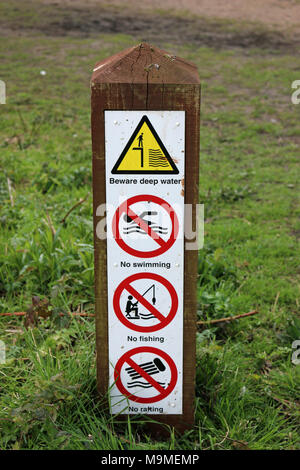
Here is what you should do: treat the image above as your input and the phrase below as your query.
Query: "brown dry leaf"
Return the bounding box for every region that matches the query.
[231,440,250,450]
[24,296,52,328]
[262,360,272,376]
[4,135,21,145]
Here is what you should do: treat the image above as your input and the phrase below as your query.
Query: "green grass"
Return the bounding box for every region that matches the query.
[0,2,299,450]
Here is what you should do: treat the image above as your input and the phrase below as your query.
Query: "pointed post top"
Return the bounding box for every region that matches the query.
[91,42,199,85]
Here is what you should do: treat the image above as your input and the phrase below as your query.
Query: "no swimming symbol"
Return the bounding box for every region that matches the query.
[112,194,179,258]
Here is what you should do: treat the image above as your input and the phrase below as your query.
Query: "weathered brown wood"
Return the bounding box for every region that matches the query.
[91,43,200,434]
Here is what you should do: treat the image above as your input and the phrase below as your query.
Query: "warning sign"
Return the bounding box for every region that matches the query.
[105,111,185,415]
[112,194,179,258]
[114,347,178,404]
[111,115,179,174]
[113,272,178,333]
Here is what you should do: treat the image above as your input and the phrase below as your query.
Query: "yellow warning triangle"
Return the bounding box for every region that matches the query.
[111,116,179,174]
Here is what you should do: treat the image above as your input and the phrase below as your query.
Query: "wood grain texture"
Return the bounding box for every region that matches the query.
[91,43,200,434]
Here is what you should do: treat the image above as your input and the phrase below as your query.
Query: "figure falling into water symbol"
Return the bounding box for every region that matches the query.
[132,133,144,167]
[138,132,143,148]
[111,115,179,174]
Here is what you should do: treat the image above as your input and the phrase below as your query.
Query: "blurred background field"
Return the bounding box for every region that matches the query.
[0,0,299,450]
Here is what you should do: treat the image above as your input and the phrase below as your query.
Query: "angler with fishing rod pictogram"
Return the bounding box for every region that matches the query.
[125,284,157,320]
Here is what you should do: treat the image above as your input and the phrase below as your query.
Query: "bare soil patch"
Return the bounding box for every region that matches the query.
[41,0,300,30]
[3,0,299,51]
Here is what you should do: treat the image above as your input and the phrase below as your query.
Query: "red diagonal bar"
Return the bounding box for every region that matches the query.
[125,283,166,323]
[126,207,167,247]
[125,357,166,394]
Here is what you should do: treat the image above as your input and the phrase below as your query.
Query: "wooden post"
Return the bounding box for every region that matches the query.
[91,43,200,433]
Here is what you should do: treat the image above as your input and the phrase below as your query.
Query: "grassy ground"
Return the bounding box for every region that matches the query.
[0,1,299,450]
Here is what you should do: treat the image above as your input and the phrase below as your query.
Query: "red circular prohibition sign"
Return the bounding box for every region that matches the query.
[113,272,178,333]
[114,346,178,404]
[112,194,179,258]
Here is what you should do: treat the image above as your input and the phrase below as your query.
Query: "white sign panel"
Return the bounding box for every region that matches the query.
[105,111,185,415]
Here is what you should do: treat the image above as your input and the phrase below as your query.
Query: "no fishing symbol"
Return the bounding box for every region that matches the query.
[113,272,178,333]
